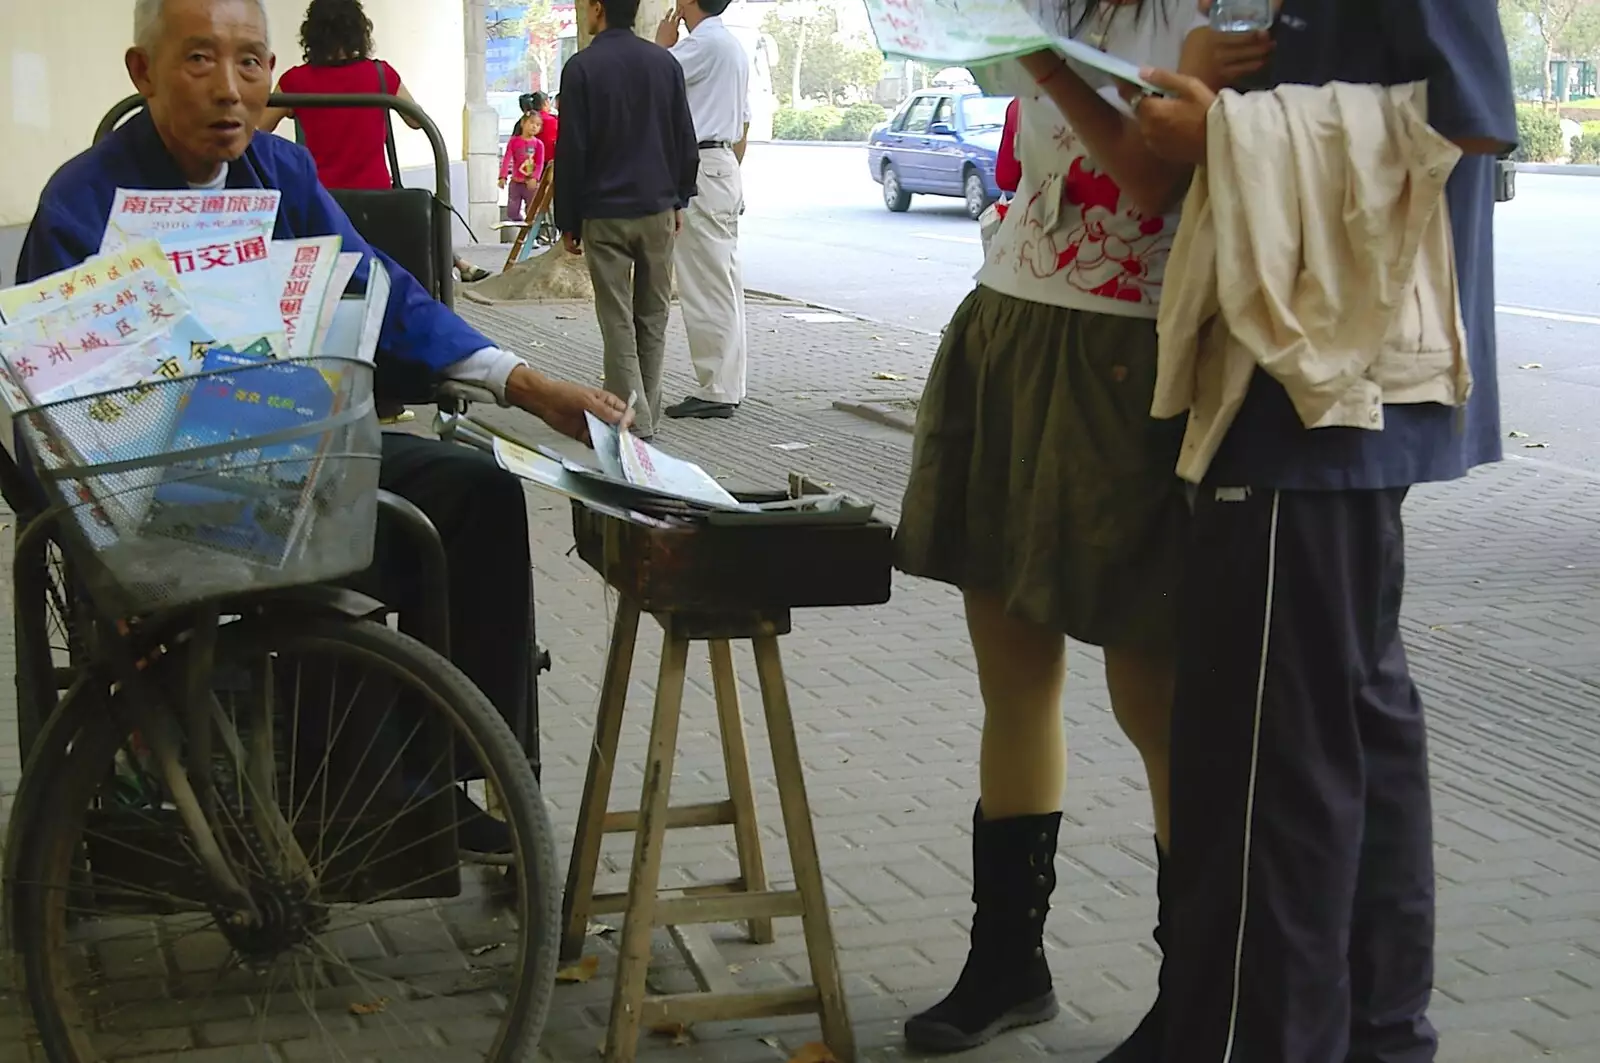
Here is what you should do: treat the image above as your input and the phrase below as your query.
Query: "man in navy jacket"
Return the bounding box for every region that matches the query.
[17,0,627,848]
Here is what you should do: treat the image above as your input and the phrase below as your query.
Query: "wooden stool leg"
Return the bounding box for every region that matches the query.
[750,635,856,1063]
[560,598,641,961]
[708,638,774,944]
[605,620,692,1063]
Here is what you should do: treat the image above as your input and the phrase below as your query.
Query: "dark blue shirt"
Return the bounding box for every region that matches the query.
[1206,0,1518,490]
[554,28,700,236]
[17,109,492,373]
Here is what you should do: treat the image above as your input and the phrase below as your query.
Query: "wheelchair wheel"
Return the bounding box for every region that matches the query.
[11,613,560,1062]
[43,538,87,672]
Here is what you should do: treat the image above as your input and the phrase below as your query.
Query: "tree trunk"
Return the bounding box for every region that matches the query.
[1544,38,1554,103]
[480,0,679,303]
[792,19,808,106]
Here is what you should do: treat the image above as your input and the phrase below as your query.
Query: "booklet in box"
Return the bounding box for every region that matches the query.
[143,346,338,565]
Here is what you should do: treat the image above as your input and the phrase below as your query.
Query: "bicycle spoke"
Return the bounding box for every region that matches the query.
[306,936,429,1050]
[313,716,432,881]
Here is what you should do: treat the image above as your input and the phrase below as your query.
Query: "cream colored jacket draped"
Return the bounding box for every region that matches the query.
[1153,81,1469,483]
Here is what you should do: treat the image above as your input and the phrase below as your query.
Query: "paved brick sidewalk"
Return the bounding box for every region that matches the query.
[454,299,1600,1063]
[0,295,1596,1063]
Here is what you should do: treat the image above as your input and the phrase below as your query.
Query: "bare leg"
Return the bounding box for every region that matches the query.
[1096,645,1176,1063]
[966,590,1067,818]
[1103,646,1175,849]
[905,589,1066,1054]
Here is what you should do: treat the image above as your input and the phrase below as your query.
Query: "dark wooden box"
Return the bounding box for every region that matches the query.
[571,501,894,616]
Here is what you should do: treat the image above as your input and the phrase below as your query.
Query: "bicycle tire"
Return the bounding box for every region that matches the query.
[13,612,561,1063]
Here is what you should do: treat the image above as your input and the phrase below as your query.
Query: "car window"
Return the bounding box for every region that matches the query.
[899,96,938,134]
[930,97,955,131]
[961,95,1011,132]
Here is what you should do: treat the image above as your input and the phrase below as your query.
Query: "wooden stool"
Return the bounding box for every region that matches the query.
[561,501,893,1063]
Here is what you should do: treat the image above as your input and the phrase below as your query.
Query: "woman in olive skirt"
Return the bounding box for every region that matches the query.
[893,4,1272,1058]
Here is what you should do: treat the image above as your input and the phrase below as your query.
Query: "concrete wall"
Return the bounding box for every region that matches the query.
[0,0,468,229]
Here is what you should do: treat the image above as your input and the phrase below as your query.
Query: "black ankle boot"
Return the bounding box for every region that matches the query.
[904,804,1062,1053]
[1097,840,1167,1062]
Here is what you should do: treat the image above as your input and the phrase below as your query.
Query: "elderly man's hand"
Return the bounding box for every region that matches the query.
[506,365,632,446]
[1127,68,1217,166]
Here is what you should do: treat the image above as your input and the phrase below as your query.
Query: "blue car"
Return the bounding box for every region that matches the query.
[868,89,1013,220]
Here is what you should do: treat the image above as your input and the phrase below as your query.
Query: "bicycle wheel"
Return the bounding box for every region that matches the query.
[12,613,560,1062]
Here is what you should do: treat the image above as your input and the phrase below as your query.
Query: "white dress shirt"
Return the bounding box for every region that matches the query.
[670,15,752,144]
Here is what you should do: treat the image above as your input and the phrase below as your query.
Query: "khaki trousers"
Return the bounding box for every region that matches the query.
[674,147,747,404]
[584,211,677,437]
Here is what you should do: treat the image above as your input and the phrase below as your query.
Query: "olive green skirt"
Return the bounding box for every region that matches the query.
[894,286,1188,650]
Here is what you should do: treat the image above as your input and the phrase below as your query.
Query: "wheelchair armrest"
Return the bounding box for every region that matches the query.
[436,380,504,413]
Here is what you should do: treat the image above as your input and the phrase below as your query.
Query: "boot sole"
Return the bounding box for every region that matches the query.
[904,991,1060,1054]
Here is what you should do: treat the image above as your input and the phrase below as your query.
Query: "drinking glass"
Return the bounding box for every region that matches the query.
[1209,0,1274,33]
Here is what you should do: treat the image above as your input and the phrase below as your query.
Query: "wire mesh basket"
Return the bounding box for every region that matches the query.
[16,356,381,617]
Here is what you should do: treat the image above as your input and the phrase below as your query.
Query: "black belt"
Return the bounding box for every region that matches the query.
[697,139,731,150]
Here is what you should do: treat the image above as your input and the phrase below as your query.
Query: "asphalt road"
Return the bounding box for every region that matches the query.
[739,142,1600,473]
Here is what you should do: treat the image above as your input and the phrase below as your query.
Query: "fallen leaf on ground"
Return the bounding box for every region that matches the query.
[871,371,906,381]
[1523,441,1550,448]
[787,1043,841,1063]
[555,955,600,983]
[1508,430,1530,439]
[470,942,505,957]
[348,997,388,1015]
[1519,362,1543,370]
[587,921,615,937]
[649,1021,695,1046]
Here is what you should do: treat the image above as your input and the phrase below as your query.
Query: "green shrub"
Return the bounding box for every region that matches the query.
[828,102,889,141]
[772,106,841,141]
[1514,104,1563,162]
[1571,130,1600,164]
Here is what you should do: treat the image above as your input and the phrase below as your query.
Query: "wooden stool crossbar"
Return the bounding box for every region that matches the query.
[561,501,892,1063]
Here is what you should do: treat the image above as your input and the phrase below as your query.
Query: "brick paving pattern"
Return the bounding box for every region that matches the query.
[1,296,1596,1062]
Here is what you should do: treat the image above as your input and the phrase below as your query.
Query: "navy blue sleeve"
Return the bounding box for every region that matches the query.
[670,62,699,210]
[15,193,102,286]
[553,59,587,237]
[280,147,494,371]
[1385,0,1517,149]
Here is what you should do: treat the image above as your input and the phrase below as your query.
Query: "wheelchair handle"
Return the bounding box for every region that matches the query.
[93,93,454,212]
[94,93,458,307]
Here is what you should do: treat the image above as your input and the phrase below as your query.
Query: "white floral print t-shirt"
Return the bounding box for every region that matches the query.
[975,2,1202,320]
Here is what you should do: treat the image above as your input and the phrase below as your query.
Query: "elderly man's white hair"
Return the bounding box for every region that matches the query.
[133,0,272,52]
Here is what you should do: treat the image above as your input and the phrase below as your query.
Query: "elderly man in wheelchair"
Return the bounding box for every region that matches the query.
[16,0,628,855]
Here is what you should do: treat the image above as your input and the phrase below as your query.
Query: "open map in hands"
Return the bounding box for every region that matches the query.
[863,0,1171,96]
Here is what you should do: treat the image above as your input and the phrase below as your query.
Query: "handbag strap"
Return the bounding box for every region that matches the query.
[374,59,403,190]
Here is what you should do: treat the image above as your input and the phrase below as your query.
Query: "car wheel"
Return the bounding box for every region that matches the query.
[882,163,912,213]
[964,167,993,220]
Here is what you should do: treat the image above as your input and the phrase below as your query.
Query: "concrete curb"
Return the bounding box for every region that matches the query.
[752,139,868,148]
[832,399,917,433]
[1515,162,1600,176]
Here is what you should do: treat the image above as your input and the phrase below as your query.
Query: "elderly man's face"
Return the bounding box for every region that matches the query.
[126,0,274,181]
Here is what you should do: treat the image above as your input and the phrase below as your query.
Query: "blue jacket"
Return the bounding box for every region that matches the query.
[16,109,490,371]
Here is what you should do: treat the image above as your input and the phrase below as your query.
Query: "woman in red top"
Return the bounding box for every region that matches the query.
[994,96,1021,196]
[260,0,491,281]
